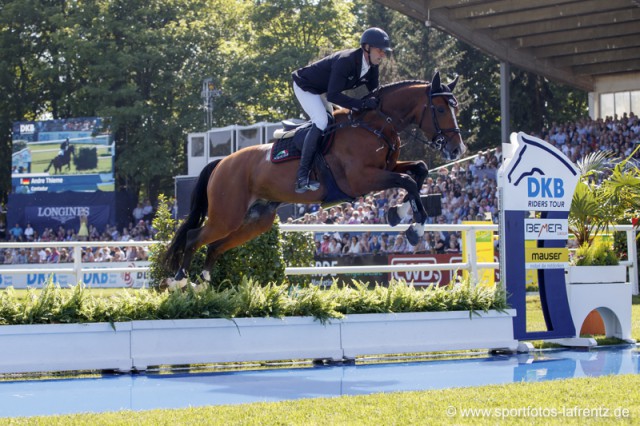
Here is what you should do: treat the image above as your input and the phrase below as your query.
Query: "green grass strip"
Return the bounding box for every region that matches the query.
[3,374,639,425]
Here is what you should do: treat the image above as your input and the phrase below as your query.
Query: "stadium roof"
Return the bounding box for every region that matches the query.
[375,0,640,92]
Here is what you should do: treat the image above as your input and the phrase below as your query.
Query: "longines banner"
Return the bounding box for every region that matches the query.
[7,192,116,232]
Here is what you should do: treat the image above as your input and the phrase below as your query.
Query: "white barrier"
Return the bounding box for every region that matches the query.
[0,224,637,294]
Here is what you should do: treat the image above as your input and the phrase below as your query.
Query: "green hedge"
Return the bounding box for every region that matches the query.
[0,279,509,325]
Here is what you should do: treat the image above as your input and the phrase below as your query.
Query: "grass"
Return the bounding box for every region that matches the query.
[2,374,640,425]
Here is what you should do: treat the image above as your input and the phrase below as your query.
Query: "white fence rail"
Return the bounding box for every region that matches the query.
[0,224,637,294]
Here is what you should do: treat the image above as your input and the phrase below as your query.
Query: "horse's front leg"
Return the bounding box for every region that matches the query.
[356,168,427,246]
[394,160,428,190]
[386,162,429,233]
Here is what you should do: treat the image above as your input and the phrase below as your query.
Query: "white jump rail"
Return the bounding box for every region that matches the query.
[0,224,637,294]
[280,223,499,285]
[0,240,157,280]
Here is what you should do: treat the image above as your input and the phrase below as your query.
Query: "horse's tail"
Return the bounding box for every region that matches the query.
[164,159,222,272]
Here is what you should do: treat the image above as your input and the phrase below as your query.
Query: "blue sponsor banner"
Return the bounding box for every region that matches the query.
[7,192,115,232]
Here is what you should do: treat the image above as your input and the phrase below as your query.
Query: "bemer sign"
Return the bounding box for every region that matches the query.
[498,132,580,341]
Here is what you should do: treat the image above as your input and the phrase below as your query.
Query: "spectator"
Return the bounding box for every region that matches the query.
[379,233,391,252]
[15,249,28,264]
[112,247,125,262]
[343,236,359,255]
[126,246,138,261]
[77,215,89,241]
[132,203,145,222]
[327,236,342,255]
[23,223,34,241]
[445,237,461,254]
[142,199,154,221]
[368,235,381,254]
[49,247,61,263]
[59,248,70,263]
[9,223,23,241]
[320,233,331,254]
[391,234,407,253]
[3,249,14,264]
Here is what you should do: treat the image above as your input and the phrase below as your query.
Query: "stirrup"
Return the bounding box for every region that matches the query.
[295,178,320,193]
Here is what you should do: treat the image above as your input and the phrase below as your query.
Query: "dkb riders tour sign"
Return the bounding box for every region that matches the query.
[498,132,580,340]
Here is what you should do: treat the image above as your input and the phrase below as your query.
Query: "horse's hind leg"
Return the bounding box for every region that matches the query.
[200,201,280,283]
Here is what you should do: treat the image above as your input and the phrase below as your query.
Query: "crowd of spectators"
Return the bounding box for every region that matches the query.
[1,113,638,262]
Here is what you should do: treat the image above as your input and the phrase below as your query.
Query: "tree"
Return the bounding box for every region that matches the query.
[217,0,358,124]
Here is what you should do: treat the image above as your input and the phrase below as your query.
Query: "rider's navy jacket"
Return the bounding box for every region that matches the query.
[292,48,379,111]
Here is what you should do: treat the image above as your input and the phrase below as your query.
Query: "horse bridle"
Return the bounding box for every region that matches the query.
[356,86,461,155]
[413,87,461,152]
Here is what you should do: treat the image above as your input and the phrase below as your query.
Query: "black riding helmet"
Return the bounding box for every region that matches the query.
[360,27,392,54]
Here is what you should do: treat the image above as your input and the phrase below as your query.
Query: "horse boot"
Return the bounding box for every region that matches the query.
[295,125,322,193]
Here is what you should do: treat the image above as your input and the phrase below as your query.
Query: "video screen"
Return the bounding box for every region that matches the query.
[11,117,114,194]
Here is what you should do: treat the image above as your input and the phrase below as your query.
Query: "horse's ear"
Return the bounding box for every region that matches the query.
[447,75,459,92]
[431,71,441,93]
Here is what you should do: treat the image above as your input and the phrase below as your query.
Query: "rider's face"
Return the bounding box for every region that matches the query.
[367,46,387,66]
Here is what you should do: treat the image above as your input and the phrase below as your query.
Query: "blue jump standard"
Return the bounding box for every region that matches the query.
[0,346,637,418]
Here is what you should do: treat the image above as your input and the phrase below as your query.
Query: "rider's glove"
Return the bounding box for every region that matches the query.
[361,97,379,111]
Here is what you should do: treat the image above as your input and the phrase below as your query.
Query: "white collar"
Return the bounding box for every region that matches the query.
[360,52,370,78]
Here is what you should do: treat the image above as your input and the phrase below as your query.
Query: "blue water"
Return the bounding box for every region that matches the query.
[0,346,638,418]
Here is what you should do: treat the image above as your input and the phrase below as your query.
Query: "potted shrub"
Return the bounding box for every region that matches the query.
[567,241,625,284]
[568,149,640,248]
[563,150,639,340]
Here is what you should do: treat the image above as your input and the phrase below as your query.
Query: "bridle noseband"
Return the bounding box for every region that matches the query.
[415,87,461,153]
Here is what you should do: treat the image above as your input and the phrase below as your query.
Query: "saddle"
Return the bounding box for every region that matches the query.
[270,116,336,163]
[269,116,353,205]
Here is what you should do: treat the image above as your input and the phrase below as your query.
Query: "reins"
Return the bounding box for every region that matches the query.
[348,82,461,162]
[322,81,461,165]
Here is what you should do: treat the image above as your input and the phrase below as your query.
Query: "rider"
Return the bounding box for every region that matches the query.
[291,27,392,193]
[58,138,69,157]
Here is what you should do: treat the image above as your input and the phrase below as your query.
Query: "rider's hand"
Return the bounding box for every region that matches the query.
[361,97,379,110]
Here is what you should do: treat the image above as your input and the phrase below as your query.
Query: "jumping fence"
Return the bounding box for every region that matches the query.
[0,223,637,294]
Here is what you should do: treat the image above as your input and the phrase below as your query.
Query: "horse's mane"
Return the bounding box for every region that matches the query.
[371,80,430,98]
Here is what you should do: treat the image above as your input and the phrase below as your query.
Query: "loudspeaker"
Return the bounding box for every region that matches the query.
[174,176,198,219]
[421,193,442,218]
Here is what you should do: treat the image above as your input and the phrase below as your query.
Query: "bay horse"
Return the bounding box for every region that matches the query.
[44,144,75,174]
[164,72,466,287]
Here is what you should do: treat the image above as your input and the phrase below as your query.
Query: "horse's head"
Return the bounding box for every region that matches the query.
[420,72,466,161]
[373,73,466,161]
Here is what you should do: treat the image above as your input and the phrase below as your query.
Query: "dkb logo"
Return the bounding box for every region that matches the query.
[527,177,564,198]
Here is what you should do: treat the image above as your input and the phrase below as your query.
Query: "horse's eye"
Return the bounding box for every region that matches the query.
[437,107,446,114]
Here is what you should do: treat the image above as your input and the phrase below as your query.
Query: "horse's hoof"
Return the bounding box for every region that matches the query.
[193,282,208,293]
[387,206,401,227]
[405,225,421,246]
[163,277,188,291]
[159,278,171,291]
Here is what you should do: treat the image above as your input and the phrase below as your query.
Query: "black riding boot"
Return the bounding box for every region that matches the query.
[295,125,322,193]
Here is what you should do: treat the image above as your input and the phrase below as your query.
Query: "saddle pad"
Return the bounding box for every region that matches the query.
[270,129,335,164]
